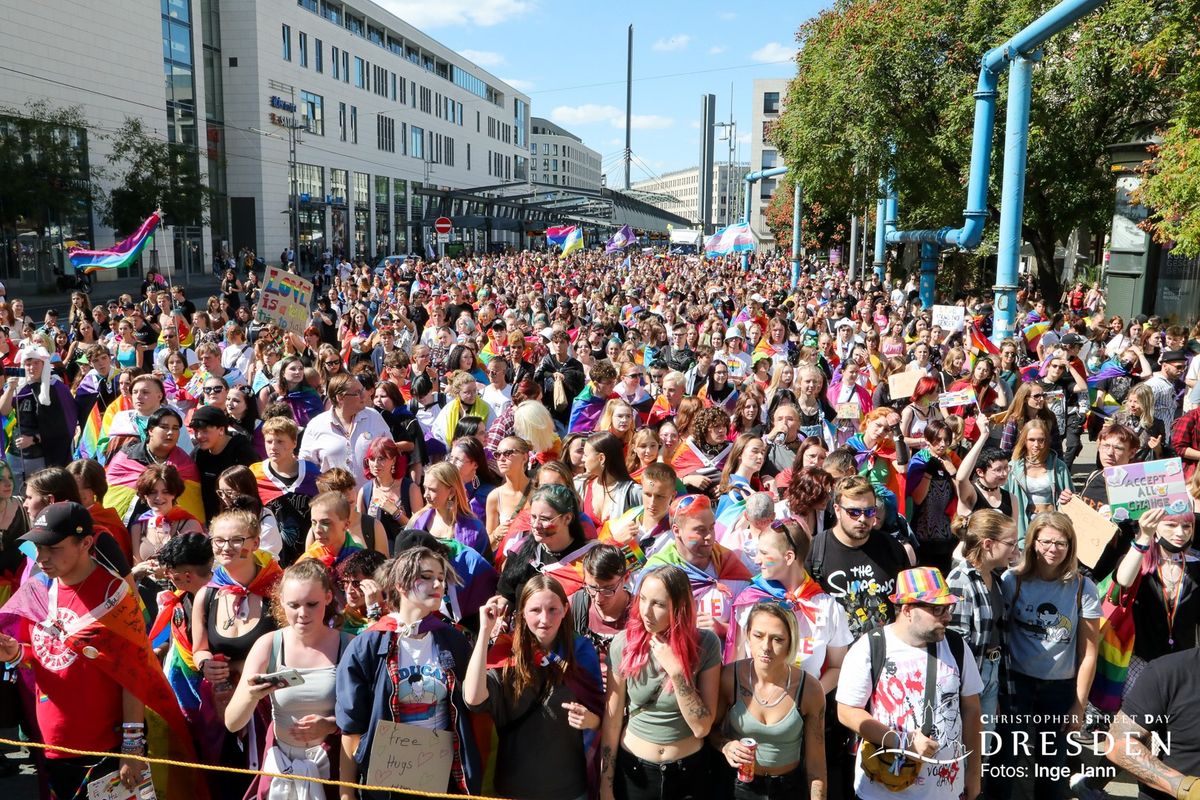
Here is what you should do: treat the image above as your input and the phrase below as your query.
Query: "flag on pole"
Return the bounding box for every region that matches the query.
[69,211,161,274]
[605,224,635,254]
[703,223,755,256]
[546,225,577,248]
[561,226,584,255]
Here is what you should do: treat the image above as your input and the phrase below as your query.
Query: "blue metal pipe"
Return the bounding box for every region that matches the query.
[882,0,1110,251]
[791,183,802,289]
[741,166,789,270]
[919,243,939,308]
[993,54,1038,343]
[873,181,887,283]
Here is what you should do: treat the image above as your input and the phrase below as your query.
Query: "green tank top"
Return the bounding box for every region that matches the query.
[724,663,805,768]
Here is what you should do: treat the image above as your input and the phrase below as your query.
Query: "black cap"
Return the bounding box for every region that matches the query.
[1060,333,1085,347]
[189,405,231,429]
[1161,350,1188,365]
[21,502,93,546]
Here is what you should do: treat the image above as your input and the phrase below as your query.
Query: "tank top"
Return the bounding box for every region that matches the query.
[971,480,1014,518]
[725,664,806,769]
[205,587,277,663]
[267,630,349,747]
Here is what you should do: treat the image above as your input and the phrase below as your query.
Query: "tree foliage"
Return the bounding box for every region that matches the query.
[103,117,208,235]
[773,0,1173,300]
[0,100,97,237]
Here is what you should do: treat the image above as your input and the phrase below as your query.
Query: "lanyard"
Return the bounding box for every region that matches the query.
[40,575,127,644]
[1159,562,1186,647]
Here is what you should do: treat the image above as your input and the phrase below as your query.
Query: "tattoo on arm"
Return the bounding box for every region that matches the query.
[1109,714,1183,796]
[601,745,615,787]
[674,678,710,719]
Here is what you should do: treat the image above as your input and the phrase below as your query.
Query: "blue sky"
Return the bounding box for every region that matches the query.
[376,0,832,180]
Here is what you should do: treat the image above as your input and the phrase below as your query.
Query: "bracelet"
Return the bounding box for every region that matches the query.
[366,603,383,621]
[1131,540,1150,553]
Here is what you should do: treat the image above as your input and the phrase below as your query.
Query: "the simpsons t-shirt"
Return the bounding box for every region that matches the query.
[394,634,449,730]
[808,530,908,640]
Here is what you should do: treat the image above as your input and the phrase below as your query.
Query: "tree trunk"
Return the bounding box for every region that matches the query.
[1027,230,1061,305]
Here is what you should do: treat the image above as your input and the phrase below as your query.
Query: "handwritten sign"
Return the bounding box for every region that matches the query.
[888,370,923,400]
[938,387,977,409]
[86,769,155,800]
[932,305,965,333]
[255,267,313,332]
[1103,457,1191,523]
[365,719,453,794]
[836,402,862,421]
[1060,498,1118,569]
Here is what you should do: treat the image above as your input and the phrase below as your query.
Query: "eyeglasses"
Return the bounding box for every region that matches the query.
[837,504,878,519]
[211,536,250,551]
[323,360,341,368]
[1037,539,1069,549]
[584,582,624,598]
[988,537,1018,550]
[529,512,564,527]
[203,386,225,395]
[494,449,522,460]
[339,578,365,591]
[913,603,952,618]
[1028,393,1046,399]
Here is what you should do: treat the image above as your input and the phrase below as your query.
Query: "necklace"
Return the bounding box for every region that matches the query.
[752,665,792,709]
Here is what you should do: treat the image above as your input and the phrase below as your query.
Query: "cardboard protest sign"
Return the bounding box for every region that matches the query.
[937,388,977,409]
[1102,457,1191,523]
[255,267,313,332]
[1060,498,1119,569]
[888,370,923,400]
[932,305,965,333]
[836,402,862,421]
[365,719,453,794]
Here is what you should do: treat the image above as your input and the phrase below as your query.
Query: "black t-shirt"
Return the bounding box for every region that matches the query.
[1121,648,1200,800]
[193,432,260,521]
[807,529,909,640]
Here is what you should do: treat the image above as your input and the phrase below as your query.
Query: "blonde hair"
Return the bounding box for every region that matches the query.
[425,462,475,520]
[597,399,636,450]
[513,400,558,454]
[1012,418,1051,463]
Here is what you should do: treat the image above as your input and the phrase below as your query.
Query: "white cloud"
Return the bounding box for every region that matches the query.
[707,45,727,55]
[460,49,505,67]
[550,104,674,130]
[719,11,737,20]
[374,0,533,27]
[500,77,534,92]
[652,34,691,52]
[751,42,797,63]
[689,120,702,129]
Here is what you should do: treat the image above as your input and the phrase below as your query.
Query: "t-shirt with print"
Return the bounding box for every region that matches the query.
[1000,571,1101,681]
[392,631,450,730]
[24,568,125,758]
[807,530,909,640]
[1121,648,1200,800]
[609,628,722,745]
[837,626,983,800]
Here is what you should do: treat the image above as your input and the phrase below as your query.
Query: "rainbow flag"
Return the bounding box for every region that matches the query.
[1022,320,1051,350]
[753,338,782,364]
[561,226,584,256]
[0,410,14,456]
[104,447,204,525]
[568,383,613,433]
[546,225,577,248]
[149,590,203,720]
[969,323,1000,356]
[539,541,601,597]
[78,393,132,462]
[69,211,161,274]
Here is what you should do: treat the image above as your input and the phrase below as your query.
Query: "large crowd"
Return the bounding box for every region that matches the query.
[0,247,1195,800]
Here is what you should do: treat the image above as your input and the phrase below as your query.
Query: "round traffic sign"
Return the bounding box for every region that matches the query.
[434,217,452,235]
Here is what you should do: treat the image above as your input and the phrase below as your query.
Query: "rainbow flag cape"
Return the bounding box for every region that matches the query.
[69,211,161,274]
[0,572,209,799]
[78,393,132,462]
[538,540,601,597]
[1087,359,1128,388]
[643,539,752,599]
[753,338,782,364]
[568,383,613,433]
[149,590,203,721]
[723,574,827,662]
[103,446,205,525]
[1022,321,1051,350]
[670,438,732,480]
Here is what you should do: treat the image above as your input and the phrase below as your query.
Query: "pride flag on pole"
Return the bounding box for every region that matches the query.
[605,224,635,254]
[69,211,161,274]
[561,226,584,255]
[704,223,755,256]
[546,225,577,249]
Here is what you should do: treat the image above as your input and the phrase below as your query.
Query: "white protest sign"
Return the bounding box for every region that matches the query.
[937,388,977,409]
[932,305,965,333]
[365,719,454,794]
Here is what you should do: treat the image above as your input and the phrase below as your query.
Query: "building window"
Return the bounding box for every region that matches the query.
[299,91,323,135]
[350,106,357,143]
[299,32,308,67]
[314,39,323,73]
[342,50,349,82]
[761,150,777,169]
[377,116,395,152]
[282,24,291,61]
[410,125,424,159]
[763,92,780,114]
[297,0,318,11]
[331,46,339,79]
[320,0,341,24]
[338,102,346,141]
[354,57,365,88]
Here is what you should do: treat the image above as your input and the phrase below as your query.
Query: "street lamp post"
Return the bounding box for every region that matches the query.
[714,121,737,227]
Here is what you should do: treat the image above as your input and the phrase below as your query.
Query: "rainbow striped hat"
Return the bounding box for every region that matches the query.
[889,567,960,606]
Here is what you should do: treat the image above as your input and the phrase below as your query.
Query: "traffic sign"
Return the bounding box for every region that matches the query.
[434,217,452,235]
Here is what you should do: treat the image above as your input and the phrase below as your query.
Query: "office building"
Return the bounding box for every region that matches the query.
[529,117,602,191]
[750,78,788,249]
[631,162,749,228]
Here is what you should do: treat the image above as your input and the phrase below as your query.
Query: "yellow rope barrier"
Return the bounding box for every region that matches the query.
[0,736,512,799]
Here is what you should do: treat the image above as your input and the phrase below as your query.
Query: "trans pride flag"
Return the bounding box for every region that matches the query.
[69,211,161,274]
[704,222,755,257]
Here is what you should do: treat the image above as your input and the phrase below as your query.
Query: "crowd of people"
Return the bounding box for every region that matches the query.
[0,247,1196,800]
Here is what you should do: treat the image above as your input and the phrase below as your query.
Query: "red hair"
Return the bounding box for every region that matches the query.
[362,437,403,481]
[910,376,940,403]
[620,566,699,693]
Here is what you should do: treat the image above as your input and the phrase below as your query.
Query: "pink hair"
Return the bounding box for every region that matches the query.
[619,566,699,693]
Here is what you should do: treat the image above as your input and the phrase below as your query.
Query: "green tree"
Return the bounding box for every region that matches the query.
[0,100,97,242]
[104,117,208,235]
[773,0,1169,301]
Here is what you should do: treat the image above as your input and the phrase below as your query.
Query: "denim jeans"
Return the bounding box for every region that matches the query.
[979,656,1000,733]
[1002,672,1077,800]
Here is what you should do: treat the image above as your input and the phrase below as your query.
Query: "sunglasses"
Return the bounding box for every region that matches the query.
[837,504,878,519]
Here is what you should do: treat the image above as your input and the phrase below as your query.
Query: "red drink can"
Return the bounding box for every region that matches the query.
[737,738,758,782]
